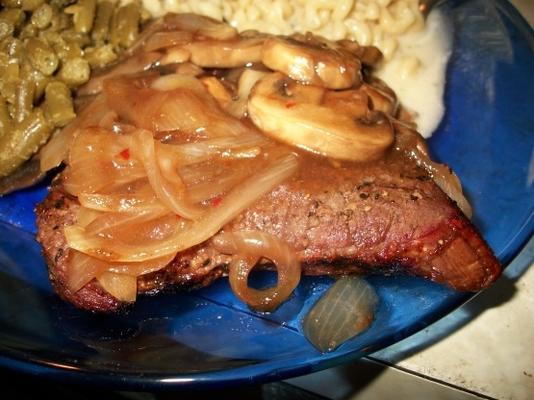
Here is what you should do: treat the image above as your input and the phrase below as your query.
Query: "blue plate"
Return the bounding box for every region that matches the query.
[0,0,532,390]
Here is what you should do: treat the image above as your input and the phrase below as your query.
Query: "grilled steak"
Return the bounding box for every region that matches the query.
[36,150,501,312]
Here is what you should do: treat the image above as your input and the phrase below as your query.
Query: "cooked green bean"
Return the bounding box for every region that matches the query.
[0,8,26,28]
[13,77,34,123]
[92,0,114,44]
[27,37,59,76]
[0,0,143,180]
[57,57,90,86]
[0,108,52,177]
[30,3,53,29]
[43,81,75,127]
[30,69,50,102]
[84,43,117,68]
[110,3,140,49]
[60,29,90,47]
[0,96,11,136]
[0,20,15,41]
[19,20,38,38]
[65,0,96,34]
[21,0,45,12]
[2,0,23,8]
[0,63,19,104]
[48,6,70,33]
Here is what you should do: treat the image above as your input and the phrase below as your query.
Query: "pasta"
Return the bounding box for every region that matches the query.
[142,0,424,60]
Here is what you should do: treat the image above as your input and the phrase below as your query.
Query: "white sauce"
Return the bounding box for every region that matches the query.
[376,11,452,138]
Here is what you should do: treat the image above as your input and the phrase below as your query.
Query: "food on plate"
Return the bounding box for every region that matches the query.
[34,13,501,314]
[142,0,445,137]
[0,0,146,186]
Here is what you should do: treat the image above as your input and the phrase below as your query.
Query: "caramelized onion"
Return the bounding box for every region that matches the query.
[77,180,164,213]
[144,30,193,52]
[105,75,248,137]
[97,272,137,303]
[40,94,110,172]
[156,133,268,166]
[161,13,237,41]
[132,129,204,219]
[78,52,162,96]
[63,127,145,196]
[394,122,472,218]
[67,250,175,293]
[65,152,299,261]
[212,231,301,312]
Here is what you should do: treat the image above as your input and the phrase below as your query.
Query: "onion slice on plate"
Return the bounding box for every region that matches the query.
[303,276,378,352]
[212,231,301,312]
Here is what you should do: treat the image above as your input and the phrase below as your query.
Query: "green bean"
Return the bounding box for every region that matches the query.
[54,38,83,61]
[110,3,140,49]
[2,37,23,59]
[91,0,114,44]
[26,37,59,76]
[21,0,45,11]
[65,0,96,34]
[30,69,49,102]
[48,6,71,33]
[31,3,53,29]
[0,19,15,41]
[0,108,52,177]
[43,80,75,127]
[0,8,26,28]
[19,21,38,39]
[57,57,90,87]
[13,77,34,123]
[60,29,90,47]
[1,1,23,8]
[0,63,19,104]
[0,96,11,136]
[0,0,143,181]
[84,44,117,68]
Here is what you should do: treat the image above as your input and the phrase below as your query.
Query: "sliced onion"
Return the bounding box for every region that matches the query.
[132,129,204,220]
[157,133,268,166]
[63,128,145,196]
[65,152,299,261]
[144,30,193,52]
[78,181,165,213]
[394,122,472,218]
[105,75,247,138]
[76,207,102,228]
[187,168,251,203]
[40,94,109,172]
[229,69,268,118]
[97,272,137,302]
[161,13,237,41]
[78,51,162,96]
[83,208,171,238]
[303,276,378,353]
[212,231,301,312]
[67,250,175,293]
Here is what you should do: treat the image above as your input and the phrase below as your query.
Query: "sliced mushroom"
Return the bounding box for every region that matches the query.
[338,40,383,67]
[184,37,264,68]
[261,35,362,89]
[248,72,394,162]
[360,81,398,115]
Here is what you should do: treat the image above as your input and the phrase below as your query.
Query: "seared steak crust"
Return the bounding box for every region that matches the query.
[36,151,501,312]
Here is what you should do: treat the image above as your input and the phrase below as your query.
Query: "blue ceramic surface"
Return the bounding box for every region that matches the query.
[0,0,532,390]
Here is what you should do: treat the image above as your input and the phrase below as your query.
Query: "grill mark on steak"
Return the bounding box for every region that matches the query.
[36,150,501,312]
